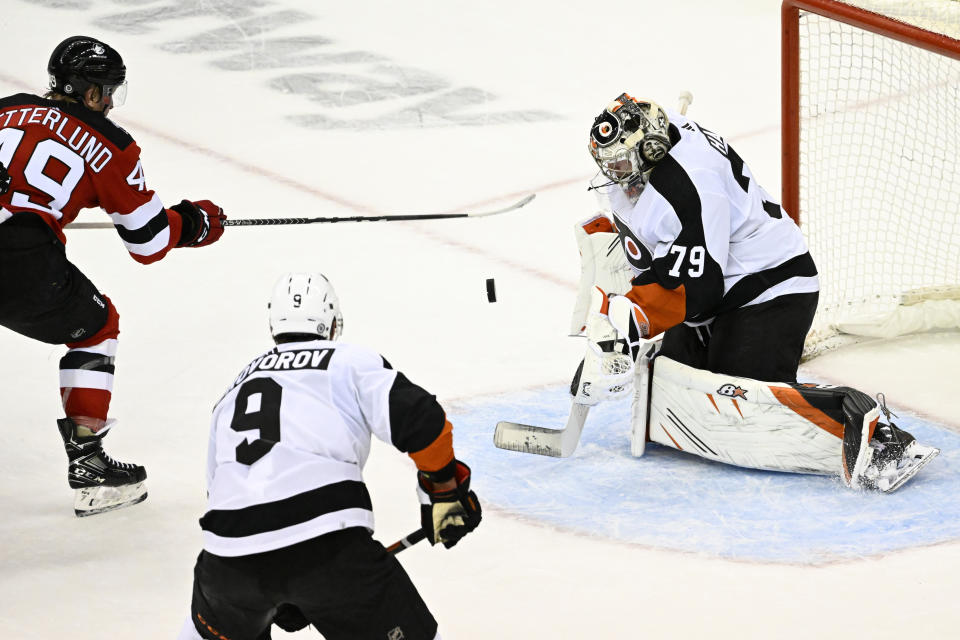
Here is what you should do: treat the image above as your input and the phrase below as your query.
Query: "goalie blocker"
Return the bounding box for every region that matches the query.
[632,350,939,493]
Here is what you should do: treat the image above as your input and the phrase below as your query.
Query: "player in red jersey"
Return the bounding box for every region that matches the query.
[0,35,227,516]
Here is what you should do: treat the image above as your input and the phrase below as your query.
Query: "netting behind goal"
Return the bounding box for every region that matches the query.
[782,0,960,357]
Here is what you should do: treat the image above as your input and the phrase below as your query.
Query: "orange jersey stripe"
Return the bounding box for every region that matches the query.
[625,283,687,337]
[769,387,844,439]
[408,419,455,473]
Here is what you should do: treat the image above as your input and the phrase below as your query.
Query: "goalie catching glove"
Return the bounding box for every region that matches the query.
[571,287,650,406]
[416,460,482,548]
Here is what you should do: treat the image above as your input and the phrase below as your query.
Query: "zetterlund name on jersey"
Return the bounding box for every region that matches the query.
[1,105,115,173]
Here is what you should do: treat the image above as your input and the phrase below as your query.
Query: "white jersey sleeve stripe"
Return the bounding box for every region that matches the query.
[106,193,171,257]
[107,193,164,229]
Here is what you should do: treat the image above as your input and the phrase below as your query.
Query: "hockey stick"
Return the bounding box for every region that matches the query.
[65,194,536,229]
[493,402,591,458]
[386,528,427,554]
[677,90,693,115]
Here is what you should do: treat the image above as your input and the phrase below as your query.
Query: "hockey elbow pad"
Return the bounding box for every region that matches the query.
[416,460,482,548]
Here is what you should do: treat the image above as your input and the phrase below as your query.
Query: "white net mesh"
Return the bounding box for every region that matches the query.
[796,0,960,356]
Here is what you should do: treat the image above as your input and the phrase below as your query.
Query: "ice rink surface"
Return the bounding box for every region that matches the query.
[2,1,959,638]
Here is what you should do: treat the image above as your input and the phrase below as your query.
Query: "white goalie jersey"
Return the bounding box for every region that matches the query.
[594,109,820,336]
[200,339,454,557]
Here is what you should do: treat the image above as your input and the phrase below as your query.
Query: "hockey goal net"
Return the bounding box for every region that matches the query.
[782,0,960,358]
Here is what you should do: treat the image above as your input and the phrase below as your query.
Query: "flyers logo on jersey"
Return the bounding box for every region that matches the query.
[623,237,642,261]
[717,384,748,400]
[612,212,653,272]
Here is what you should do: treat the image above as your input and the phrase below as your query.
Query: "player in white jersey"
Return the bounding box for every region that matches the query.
[584,92,819,383]
[567,93,938,493]
[179,273,481,640]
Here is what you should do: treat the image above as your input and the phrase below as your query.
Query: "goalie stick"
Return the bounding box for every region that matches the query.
[65,194,536,229]
[493,403,591,458]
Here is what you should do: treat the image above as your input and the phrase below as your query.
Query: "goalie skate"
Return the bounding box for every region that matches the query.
[57,418,148,517]
[861,439,940,494]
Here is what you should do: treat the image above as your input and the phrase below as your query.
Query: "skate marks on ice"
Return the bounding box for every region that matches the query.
[450,386,959,564]
[23,0,560,130]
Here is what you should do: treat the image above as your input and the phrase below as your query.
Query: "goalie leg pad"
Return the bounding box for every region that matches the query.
[647,357,844,475]
[645,358,939,489]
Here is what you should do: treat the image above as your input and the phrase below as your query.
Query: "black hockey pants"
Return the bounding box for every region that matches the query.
[658,291,819,383]
[189,527,438,640]
[0,214,108,344]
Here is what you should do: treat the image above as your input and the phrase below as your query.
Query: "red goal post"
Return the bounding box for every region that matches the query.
[783,0,960,222]
[781,0,960,356]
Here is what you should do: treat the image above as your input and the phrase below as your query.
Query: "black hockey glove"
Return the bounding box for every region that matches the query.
[0,161,10,196]
[273,603,310,632]
[416,460,482,549]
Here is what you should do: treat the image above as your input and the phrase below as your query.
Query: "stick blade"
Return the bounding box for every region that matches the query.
[513,193,536,208]
[494,421,569,457]
[493,404,589,458]
[469,193,536,218]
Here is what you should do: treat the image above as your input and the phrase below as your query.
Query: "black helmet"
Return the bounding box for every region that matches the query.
[47,36,126,100]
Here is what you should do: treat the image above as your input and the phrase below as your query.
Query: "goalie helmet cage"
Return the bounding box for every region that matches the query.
[781,0,960,358]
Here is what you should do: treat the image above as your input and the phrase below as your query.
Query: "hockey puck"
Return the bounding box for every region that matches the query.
[486,278,497,303]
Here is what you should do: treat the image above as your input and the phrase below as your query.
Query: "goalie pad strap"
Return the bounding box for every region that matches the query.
[841,391,880,487]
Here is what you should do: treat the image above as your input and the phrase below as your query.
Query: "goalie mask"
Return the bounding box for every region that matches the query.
[268,272,343,342]
[588,93,671,192]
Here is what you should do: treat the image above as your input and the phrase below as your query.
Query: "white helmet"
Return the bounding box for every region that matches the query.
[588,93,671,191]
[268,272,343,341]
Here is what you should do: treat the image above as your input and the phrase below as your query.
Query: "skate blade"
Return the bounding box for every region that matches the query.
[74,481,148,517]
[878,446,940,493]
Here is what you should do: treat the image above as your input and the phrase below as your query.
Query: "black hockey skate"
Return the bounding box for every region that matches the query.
[57,418,148,517]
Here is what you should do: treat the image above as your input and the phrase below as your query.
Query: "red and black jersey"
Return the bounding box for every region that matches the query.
[0,93,184,264]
